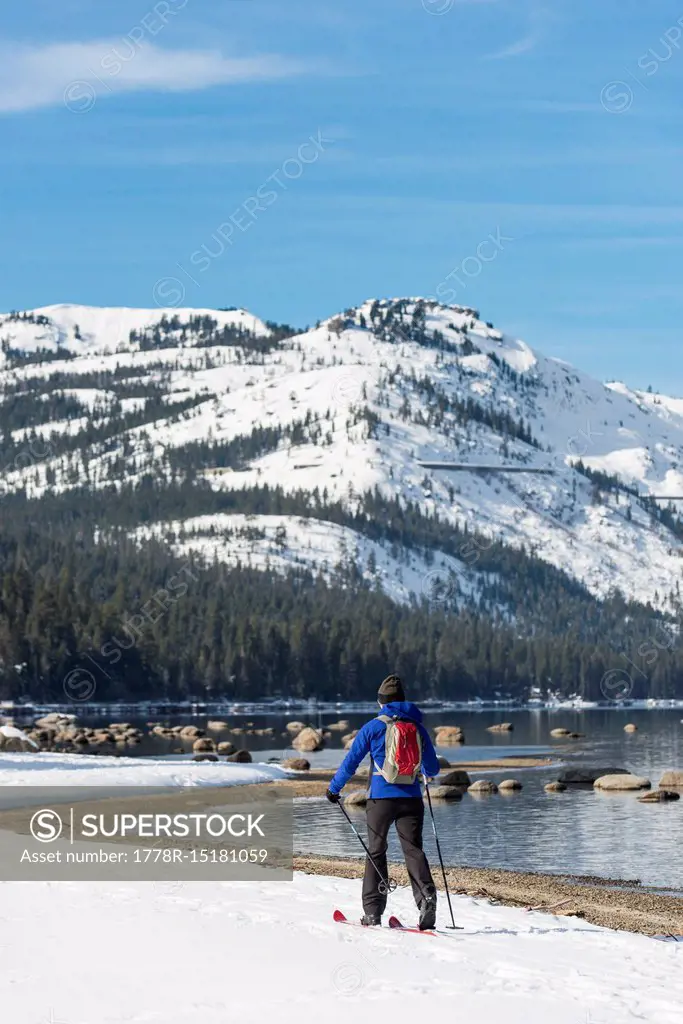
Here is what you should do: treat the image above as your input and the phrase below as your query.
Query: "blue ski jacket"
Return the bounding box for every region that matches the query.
[329,701,440,799]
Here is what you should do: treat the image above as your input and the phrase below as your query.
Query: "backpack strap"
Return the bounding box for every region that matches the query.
[373,715,393,775]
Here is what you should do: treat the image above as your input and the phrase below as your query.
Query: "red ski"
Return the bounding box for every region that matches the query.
[333,910,461,934]
[389,914,462,934]
[333,909,383,928]
[388,914,435,934]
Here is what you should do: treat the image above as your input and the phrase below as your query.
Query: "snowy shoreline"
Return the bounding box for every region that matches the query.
[4,698,683,720]
[1,751,680,935]
[0,750,292,788]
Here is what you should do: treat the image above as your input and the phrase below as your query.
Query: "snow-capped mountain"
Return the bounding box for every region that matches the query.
[2,298,683,613]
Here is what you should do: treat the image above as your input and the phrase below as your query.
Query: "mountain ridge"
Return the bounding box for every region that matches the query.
[2,297,683,615]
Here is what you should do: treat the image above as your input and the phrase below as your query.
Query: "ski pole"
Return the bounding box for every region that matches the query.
[423,775,457,929]
[336,801,397,895]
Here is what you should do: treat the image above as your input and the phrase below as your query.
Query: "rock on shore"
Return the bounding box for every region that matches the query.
[0,725,38,752]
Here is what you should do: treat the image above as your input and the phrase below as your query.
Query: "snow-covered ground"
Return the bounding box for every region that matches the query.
[0,871,680,1023]
[0,751,290,787]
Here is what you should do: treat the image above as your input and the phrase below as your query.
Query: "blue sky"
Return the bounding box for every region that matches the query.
[2,0,683,391]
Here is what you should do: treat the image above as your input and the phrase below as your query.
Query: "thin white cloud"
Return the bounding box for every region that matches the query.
[487,31,539,58]
[483,4,552,60]
[0,40,315,114]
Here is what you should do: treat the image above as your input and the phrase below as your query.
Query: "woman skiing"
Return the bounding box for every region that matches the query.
[326,674,440,929]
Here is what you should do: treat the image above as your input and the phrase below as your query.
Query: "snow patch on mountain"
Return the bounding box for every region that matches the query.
[134,513,492,609]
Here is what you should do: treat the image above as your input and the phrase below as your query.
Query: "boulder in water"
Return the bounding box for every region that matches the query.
[179,725,204,739]
[594,774,651,791]
[425,785,462,801]
[193,738,216,753]
[91,731,116,745]
[439,769,471,788]
[292,727,324,752]
[35,713,74,728]
[659,770,683,788]
[434,726,465,746]
[638,790,680,803]
[468,779,498,795]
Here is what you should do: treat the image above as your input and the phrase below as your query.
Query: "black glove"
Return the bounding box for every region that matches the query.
[326,788,341,803]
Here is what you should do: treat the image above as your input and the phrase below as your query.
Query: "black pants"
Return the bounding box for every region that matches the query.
[362,797,435,916]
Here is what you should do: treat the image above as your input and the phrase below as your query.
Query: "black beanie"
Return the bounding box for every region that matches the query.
[378,674,405,704]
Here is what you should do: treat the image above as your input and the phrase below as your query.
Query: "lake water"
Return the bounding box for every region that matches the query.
[41,706,683,888]
[292,708,683,890]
